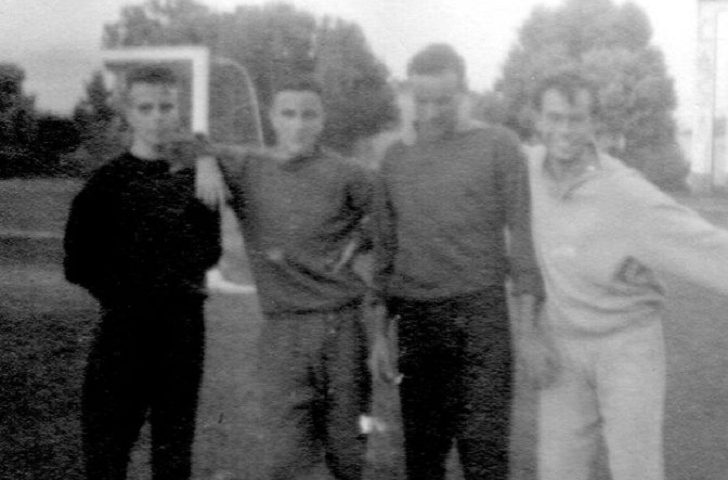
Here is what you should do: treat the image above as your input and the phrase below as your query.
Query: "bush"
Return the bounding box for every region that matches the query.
[0,147,49,178]
[58,145,125,179]
[625,142,690,193]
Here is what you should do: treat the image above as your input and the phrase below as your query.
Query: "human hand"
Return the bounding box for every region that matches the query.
[367,304,401,385]
[162,131,213,170]
[514,295,561,389]
[516,330,561,390]
[195,156,228,209]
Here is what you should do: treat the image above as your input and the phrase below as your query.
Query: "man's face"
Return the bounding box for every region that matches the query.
[535,88,595,165]
[124,82,180,151]
[269,90,325,157]
[410,71,463,141]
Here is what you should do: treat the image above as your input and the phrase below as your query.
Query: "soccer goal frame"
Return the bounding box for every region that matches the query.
[101,45,264,146]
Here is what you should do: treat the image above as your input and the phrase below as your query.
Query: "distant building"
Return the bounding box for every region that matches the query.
[694,0,728,192]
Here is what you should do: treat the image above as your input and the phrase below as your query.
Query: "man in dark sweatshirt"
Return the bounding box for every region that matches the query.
[196,76,373,480]
[63,66,221,480]
[369,44,545,480]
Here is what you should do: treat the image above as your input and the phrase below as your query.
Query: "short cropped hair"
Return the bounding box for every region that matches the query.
[407,43,466,89]
[126,65,178,89]
[532,71,600,116]
[271,74,323,100]
[120,65,178,106]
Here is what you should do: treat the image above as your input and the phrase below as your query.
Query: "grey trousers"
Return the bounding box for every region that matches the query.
[257,301,371,480]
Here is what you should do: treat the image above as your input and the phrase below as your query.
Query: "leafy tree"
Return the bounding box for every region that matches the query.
[495,0,688,191]
[0,63,44,178]
[0,64,85,177]
[473,91,509,127]
[32,114,82,175]
[0,63,37,147]
[72,72,124,163]
[314,17,397,151]
[103,0,215,47]
[102,0,397,152]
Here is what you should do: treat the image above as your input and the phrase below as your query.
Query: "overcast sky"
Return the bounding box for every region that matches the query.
[1,0,696,123]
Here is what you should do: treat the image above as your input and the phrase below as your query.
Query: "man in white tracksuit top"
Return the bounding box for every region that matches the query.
[525,71,728,480]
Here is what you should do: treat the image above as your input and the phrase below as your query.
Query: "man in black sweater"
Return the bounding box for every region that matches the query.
[63,66,221,480]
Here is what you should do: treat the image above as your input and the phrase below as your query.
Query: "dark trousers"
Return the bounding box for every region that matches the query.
[388,288,513,480]
[81,294,205,480]
[257,302,371,480]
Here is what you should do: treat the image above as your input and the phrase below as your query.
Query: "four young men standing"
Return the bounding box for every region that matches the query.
[63,43,728,480]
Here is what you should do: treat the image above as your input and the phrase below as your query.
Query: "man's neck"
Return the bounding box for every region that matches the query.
[546,149,599,184]
[130,142,163,161]
[272,144,318,165]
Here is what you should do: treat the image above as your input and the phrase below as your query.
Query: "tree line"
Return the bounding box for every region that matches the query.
[1,0,688,190]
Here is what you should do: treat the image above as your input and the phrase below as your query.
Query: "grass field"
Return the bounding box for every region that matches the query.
[2,179,728,479]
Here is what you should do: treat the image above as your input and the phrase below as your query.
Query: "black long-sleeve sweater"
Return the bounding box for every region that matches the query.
[218,147,374,314]
[63,152,221,305]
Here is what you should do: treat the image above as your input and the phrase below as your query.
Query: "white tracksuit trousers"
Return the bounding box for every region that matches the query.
[537,321,665,480]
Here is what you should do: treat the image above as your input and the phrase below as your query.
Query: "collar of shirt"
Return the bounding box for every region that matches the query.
[276,144,323,171]
[537,143,606,200]
[409,118,488,147]
[127,154,173,175]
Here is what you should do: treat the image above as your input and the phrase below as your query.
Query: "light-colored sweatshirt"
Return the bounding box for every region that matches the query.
[526,144,728,335]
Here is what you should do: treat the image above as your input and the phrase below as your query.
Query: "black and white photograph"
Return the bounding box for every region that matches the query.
[2,1,728,479]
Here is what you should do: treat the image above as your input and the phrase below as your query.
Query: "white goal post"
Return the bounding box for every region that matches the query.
[101,45,264,146]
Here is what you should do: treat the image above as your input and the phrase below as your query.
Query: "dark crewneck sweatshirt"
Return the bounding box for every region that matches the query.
[64,152,221,304]
[218,147,374,315]
[373,126,543,301]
